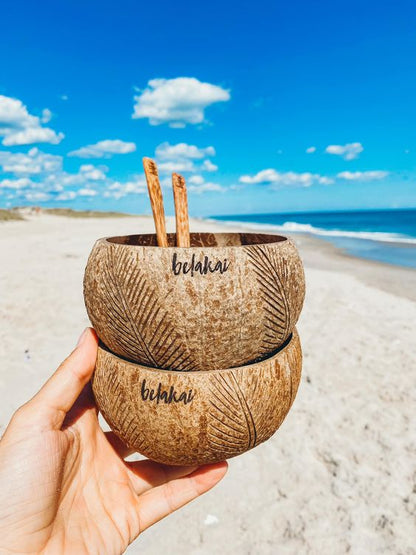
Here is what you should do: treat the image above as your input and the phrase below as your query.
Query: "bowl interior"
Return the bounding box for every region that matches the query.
[106,232,287,248]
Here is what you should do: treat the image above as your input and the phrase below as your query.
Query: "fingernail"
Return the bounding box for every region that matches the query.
[76,328,89,347]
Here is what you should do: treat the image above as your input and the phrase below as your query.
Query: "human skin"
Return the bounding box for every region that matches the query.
[0,328,228,554]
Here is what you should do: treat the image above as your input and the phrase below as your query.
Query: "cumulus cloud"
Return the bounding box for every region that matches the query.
[202,159,218,172]
[79,164,108,181]
[0,95,64,146]
[68,139,137,158]
[157,160,196,173]
[154,141,218,176]
[41,109,52,124]
[133,77,230,127]
[0,177,34,189]
[337,170,388,181]
[104,177,147,199]
[155,142,215,160]
[23,191,51,202]
[0,150,116,203]
[239,169,333,187]
[188,182,224,193]
[185,173,223,191]
[306,146,316,154]
[325,142,363,160]
[78,188,98,197]
[56,191,76,201]
[188,175,205,185]
[0,148,62,175]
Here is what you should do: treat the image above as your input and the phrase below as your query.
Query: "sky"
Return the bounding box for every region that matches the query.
[0,0,416,217]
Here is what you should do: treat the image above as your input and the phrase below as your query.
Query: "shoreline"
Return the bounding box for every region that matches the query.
[4,210,416,302]
[292,233,416,302]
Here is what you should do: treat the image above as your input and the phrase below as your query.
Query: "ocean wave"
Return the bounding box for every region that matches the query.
[211,219,416,245]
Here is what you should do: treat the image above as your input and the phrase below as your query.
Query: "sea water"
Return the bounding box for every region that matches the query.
[212,209,416,269]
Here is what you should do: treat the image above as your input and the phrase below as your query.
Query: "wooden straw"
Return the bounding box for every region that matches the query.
[142,157,168,247]
[172,173,190,247]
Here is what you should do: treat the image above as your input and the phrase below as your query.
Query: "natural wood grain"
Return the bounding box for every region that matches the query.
[142,157,168,247]
[172,173,190,247]
[84,232,305,371]
[92,329,302,466]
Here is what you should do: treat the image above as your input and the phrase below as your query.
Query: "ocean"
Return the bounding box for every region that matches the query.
[212,208,416,269]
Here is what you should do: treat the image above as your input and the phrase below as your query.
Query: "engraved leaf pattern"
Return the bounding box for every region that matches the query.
[207,371,257,456]
[93,355,149,453]
[245,244,291,355]
[100,245,199,371]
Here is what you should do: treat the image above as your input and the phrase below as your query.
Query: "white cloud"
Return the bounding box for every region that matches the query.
[325,142,363,160]
[337,170,388,181]
[157,160,196,173]
[188,182,224,193]
[78,188,98,197]
[104,177,147,199]
[0,148,63,175]
[3,127,64,146]
[155,142,215,160]
[0,177,34,189]
[154,141,218,175]
[306,146,316,154]
[202,159,218,172]
[79,164,108,180]
[189,175,204,185]
[133,77,230,127]
[0,95,64,146]
[23,191,51,202]
[41,109,52,124]
[56,191,76,201]
[239,169,333,187]
[318,176,335,185]
[68,139,137,158]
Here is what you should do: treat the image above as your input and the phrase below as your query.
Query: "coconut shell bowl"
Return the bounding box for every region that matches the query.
[84,157,305,465]
[92,328,302,466]
[84,231,305,371]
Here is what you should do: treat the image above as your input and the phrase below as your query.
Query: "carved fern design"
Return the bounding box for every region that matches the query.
[101,246,198,371]
[207,371,257,456]
[93,357,149,453]
[245,245,290,354]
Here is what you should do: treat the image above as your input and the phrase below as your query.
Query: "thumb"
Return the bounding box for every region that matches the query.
[20,328,98,430]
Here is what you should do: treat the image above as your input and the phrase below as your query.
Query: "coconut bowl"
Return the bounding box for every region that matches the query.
[84,232,305,371]
[92,329,302,466]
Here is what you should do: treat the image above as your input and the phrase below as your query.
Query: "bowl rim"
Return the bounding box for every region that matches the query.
[99,232,291,250]
[97,329,300,376]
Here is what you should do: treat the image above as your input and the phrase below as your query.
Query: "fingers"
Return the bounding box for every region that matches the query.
[127,459,198,494]
[24,328,98,429]
[137,461,228,532]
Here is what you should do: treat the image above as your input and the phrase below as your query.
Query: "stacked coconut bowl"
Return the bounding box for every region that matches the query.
[83,159,305,466]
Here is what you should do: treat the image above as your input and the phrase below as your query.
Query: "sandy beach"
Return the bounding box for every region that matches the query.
[1,212,416,554]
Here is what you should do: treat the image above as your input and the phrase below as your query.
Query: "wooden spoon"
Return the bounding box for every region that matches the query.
[172,173,190,247]
[142,157,168,247]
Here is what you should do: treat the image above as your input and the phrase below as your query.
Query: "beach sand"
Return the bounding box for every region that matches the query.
[1,213,415,554]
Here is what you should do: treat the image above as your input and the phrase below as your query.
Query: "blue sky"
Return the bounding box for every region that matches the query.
[0,0,415,216]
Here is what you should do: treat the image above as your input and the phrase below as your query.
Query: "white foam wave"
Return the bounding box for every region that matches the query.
[211,219,416,245]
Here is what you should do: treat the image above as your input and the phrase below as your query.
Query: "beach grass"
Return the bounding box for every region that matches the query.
[0,209,24,221]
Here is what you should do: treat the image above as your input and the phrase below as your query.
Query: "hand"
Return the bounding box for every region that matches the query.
[0,328,227,554]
